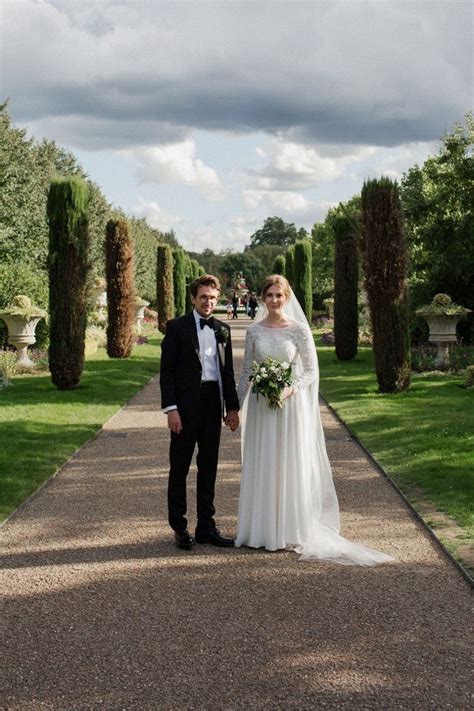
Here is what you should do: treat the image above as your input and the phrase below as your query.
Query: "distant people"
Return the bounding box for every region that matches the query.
[242,293,248,316]
[248,292,258,320]
[226,300,233,320]
[232,293,239,319]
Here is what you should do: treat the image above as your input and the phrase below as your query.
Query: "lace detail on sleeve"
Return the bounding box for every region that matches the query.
[237,327,255,405]
[292,322,318,392]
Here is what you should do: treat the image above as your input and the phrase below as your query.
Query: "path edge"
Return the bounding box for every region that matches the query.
[320,394,473,588]
[0,374,159,530]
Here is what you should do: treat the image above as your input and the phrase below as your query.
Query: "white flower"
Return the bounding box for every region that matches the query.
[255,375,261,382]
[281,361,289,370]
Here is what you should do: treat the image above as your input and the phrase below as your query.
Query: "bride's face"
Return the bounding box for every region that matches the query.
[264,284,286,314]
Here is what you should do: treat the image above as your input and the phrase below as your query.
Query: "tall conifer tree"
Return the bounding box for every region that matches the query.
[361,178,411,392]
[47,177,90,389]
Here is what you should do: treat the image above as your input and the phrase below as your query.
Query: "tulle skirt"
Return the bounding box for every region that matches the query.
[235,390,393,566]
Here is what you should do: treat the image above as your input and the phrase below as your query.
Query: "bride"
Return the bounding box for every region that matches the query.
[235,274,393,565]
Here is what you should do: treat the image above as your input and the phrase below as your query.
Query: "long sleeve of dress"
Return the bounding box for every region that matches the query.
[292,323,318,392]
[237,327,255,405]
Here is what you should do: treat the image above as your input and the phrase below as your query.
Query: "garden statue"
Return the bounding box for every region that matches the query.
[0,295,47,368]
[133,297,150,333]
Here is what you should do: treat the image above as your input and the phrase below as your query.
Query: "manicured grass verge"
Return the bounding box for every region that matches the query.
[0,335,162,521]
[316,339,474,535]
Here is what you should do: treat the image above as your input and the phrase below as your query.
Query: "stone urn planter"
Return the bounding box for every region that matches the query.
[416,294,471,368]
[323,298,335,319]
[0,295,47,367]
[133,298,150,334]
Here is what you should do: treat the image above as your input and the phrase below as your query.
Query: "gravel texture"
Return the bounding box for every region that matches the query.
[1,319,472,710]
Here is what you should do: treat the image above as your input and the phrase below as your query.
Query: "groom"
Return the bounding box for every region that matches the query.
[160,274,240,550]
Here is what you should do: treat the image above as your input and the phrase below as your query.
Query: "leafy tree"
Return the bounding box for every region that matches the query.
[105,219,136,358]
[401,113,474,340]
[311,222,335,299]
[272,254,286,275]
[126,216,161,304]
[293,240,313,322]
[156,244,175,333]
[220,252,265,291]
[243,243,284,275]
[361,178,410,393]
[47,177,90,390]
[249,216,307,248]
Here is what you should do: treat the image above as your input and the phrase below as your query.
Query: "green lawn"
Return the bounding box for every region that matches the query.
[0,334,162,521]
[316,338,474,535]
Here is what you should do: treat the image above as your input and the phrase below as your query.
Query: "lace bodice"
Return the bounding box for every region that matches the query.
[237,321,317,404]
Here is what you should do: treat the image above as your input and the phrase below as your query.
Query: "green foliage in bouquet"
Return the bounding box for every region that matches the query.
[249,357,294,410]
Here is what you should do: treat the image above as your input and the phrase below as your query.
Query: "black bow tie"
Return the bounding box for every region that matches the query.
[199,317,214,330]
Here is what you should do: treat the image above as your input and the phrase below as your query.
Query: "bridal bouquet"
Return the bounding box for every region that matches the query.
[249,357,293,410]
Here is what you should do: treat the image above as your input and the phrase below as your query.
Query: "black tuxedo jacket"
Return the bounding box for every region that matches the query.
[160,312,240,416]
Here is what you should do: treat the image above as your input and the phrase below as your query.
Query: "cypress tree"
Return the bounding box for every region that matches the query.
[157,244,175,333]
[173,248,186,317]
[285,245,295,285]
[333,210,358,361]
[47,177,90,390]
[361,177,411,392]
[272,254,286,276]
[184,253,194,314]
[105,219,136,358]
[294,240,313,322]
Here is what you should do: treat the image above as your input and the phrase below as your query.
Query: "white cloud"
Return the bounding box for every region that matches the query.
[132,139,224,201]
[251,137,377,191]
[130,198,180,233]
[243,189,315,213]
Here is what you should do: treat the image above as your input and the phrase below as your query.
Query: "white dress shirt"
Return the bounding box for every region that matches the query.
[194,309,219,383]
[163,310,219,413]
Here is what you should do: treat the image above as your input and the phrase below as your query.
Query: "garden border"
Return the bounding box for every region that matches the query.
[319,394,473,588]
[0,374,157,528]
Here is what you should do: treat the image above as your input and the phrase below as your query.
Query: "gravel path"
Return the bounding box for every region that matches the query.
[1,319,472,710]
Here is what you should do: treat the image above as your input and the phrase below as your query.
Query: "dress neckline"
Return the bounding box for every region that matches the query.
[254,320,295,330]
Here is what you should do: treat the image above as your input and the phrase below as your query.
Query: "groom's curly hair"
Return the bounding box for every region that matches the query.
[190,274,221,297]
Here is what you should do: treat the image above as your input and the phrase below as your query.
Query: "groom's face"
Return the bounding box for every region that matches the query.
[192,285,219,318]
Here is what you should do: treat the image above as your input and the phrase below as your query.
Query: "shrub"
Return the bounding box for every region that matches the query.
[285,245,295,285]
[156,244,175,333]
[105,219,136,358]
[361,178,411,392]
[47,177,90,390]
[0,348,18,387]
[293,240,313,322]
[173,248,187,317]
[272,254,286,276]
[320,330,335,346]
[465,365,474,388]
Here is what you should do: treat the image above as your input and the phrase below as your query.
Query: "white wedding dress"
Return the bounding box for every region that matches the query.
[235,298,393,566]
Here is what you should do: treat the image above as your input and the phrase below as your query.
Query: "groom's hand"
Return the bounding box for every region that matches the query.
[225,410,239,432]
[167,410,183,434]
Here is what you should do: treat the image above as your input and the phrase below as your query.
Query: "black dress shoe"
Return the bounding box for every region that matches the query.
[195,529,234,547]
[174,530,195,550]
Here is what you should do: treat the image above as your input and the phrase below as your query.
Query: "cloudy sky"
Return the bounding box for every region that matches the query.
[1,0,472,252]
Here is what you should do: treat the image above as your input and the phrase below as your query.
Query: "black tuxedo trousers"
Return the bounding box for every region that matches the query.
[168,381,222,534]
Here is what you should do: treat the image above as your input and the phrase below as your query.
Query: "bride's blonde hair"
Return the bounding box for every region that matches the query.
[261,274,291,300]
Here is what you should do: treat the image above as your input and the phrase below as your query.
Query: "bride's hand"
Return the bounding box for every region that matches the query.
[282,386,294,400]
